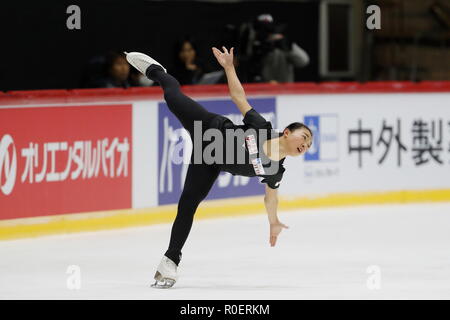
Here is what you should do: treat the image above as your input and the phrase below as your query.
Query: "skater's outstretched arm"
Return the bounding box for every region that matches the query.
[212,46,252,116]
[264,185,289,247]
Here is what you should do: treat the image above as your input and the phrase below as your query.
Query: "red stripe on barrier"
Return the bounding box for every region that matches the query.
[1,81,449,106]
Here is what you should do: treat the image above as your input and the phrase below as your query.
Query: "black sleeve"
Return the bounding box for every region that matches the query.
[261,171,284,189]
[243,108,271,129]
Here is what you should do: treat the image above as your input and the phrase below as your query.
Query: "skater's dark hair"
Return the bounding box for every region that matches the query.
[284,122,313,139]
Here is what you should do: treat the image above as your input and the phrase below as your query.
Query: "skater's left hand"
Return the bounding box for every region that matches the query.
[270,222,289,247]
[212,46,234,69]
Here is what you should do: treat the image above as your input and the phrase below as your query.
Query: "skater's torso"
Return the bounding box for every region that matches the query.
[205,108,286,189]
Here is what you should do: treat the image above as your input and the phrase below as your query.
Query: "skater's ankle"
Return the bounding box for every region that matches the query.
[145,64,165,80]
[164,253,181,266]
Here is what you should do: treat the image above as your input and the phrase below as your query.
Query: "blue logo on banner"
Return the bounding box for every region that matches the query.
[158,98,276,205]
[304,116,320,161]
[304,114,338,162]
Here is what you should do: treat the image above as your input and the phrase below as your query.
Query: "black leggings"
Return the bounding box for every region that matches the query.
[146,65,221,265]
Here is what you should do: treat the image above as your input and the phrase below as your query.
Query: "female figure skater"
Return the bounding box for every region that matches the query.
[125,47,313,288]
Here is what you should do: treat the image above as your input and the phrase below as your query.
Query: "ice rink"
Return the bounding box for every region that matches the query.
[1,202,450,300]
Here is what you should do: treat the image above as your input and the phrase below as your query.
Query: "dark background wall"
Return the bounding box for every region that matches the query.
[0,0,319,91]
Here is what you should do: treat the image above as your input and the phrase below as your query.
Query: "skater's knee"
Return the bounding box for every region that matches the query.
[183,184,209,200]
[163,83,182,99]
[163,77,181,92]
[178,190,204,210]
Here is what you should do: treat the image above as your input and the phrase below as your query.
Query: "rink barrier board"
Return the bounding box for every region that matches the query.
[1,188,450,240]
[1,81,450,106]
[1,81,450,240]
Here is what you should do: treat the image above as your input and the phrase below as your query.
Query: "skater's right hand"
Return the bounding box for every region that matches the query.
[269,221,289,247]
[212,46,234,69]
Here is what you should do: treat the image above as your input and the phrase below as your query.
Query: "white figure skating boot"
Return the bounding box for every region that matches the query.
[151,255,178,289]
[123,51,167,74]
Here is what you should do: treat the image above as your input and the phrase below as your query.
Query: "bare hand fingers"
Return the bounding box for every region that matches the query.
[230,47,234,55]
[212,47,221,56]
[222,46,229,54]
[270,235,277,247]
[212,47,222,54]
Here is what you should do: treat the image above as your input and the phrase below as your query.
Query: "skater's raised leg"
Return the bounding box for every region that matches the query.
[125,52,217,136]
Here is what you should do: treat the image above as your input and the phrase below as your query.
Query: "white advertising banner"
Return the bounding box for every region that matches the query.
[276,93,450,197]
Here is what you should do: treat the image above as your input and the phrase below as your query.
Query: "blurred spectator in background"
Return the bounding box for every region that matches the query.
[237,14,310,83]
[171,37,206,85]
[82,51,131,88]
[129,67,154,87]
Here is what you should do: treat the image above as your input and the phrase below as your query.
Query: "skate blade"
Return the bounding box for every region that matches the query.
[150,271,175,289]
[151,279,175,289]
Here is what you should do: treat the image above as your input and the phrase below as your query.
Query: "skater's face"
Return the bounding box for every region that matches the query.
[283,128,312,157]
[179,41,196,64]
[109,57,130,82]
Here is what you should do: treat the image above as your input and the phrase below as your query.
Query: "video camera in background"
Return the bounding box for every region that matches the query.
[237,13,310,83]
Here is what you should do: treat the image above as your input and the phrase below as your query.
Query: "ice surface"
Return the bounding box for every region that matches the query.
[1,202,450,299]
